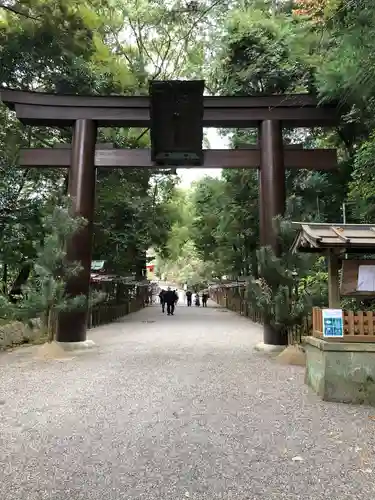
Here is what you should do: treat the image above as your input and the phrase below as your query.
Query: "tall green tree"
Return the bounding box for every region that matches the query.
[0,0,190,286]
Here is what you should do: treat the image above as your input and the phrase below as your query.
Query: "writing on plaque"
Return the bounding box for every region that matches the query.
[322,309,344,338]
[357,265,375,292]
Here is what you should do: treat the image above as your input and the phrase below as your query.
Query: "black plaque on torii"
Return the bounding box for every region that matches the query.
[149,80,204,166]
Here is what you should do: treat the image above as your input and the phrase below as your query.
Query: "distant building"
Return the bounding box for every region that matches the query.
[146,248,157,280]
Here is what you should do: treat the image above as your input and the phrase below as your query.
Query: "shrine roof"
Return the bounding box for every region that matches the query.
[0,88,340,128]
[291,223,375,253]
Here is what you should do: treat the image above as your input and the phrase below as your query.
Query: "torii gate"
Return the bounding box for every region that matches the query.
[1,81,340,346]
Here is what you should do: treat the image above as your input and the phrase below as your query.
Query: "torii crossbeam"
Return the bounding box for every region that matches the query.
[20,146,337,170]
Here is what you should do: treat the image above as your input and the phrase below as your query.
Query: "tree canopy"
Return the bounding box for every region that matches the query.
[157,0,375,317]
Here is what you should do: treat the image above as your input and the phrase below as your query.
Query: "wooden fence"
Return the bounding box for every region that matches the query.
[210,286,262,323]
[88,281,149,329]
[210,285,310,344]
[313,307,375,342]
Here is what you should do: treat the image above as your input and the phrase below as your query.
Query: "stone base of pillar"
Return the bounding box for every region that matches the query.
[55,339,96,351]
[35,340,95,360]
[305,336,375,405]
[254,342,286,354]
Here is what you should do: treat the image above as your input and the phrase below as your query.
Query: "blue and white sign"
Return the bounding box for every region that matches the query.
[322,309,344,338]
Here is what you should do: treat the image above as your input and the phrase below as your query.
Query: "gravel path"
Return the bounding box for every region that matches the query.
[1,301,375,500]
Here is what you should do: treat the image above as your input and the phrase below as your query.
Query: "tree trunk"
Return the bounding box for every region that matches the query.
[135,252,147,280]
[63,173,69,195]
[251,250,259,279]
[9,262,32,302]
[47,307,54,343]
[2,263,7,294]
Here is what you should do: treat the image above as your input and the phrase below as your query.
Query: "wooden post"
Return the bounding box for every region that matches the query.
[259,120,288,346]
[259,120,285,254]
[57,119,97,343]
[328,251,341,308]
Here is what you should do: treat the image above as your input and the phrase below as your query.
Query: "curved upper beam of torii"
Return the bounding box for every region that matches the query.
[0,88,339,127]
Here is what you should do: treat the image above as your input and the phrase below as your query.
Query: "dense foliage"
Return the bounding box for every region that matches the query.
[2,0,375,329]
[0,0,223,297]
[158,0,375,322]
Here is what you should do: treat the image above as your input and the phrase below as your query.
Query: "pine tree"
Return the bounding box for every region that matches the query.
[245,218,316,335]
[0,200,103,341]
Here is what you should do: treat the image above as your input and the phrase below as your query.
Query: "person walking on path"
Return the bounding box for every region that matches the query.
[186,290,192,307]
[159,289,166,313]
[202,292,208,307]
[164,287,178,316]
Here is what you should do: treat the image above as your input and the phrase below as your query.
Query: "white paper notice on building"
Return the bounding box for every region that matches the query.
[357,265,375,292]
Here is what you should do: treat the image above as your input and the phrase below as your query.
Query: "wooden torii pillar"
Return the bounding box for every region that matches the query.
[56,121,97,342]
[259,121,285,251]
[1,86,340,346]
